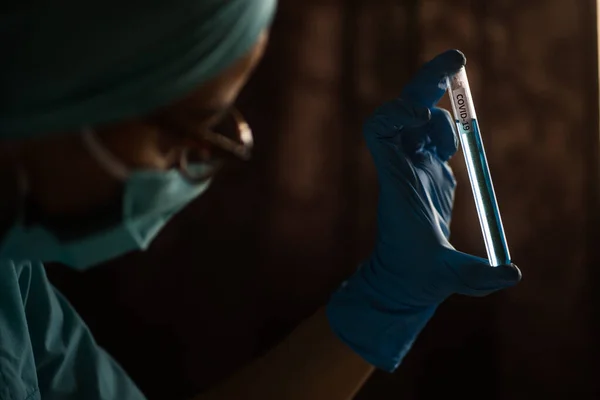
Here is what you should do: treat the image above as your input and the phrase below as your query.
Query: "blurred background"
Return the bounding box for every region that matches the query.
[47,0,600,398]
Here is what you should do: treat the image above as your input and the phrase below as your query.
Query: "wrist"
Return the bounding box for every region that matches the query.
[326,262,438,372]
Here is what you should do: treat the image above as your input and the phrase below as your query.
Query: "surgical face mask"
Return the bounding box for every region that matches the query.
[0,128,213,269]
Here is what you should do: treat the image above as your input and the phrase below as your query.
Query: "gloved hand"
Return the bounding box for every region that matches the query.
[326,49,521,372]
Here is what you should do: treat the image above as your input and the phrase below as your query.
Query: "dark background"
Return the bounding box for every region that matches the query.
[47,0,600,398]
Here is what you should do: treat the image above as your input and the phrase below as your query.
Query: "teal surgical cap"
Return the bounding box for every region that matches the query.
[0,0,277,139]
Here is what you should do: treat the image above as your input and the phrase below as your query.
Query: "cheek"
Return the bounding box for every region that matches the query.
[218,77,249,104]
[101,124,183,170]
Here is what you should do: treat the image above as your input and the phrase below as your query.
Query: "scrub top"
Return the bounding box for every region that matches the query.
[0,256,147,399]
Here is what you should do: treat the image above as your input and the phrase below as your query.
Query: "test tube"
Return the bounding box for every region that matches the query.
[446,67,511,267]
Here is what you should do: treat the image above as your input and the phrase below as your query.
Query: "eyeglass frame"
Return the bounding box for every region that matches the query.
[177,107,254,183]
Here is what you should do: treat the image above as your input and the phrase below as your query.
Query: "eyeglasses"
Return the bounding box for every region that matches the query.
[175,108,254,183]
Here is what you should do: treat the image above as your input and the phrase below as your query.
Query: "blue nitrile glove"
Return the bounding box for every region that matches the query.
[326,50,521,372]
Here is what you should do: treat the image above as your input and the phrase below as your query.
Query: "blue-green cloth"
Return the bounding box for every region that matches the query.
[0,0,277,138]
[0,259,146,400]
[0,0,276,398]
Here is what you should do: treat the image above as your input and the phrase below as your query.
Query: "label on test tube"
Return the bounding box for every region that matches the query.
[451,87,477,135]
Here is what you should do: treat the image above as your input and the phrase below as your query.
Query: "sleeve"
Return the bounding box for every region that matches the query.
[0,259,147,400]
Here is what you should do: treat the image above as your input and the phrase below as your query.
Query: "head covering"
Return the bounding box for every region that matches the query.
[0,0,276,139]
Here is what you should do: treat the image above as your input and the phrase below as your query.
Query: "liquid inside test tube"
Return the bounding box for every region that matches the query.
[447,67,511,267]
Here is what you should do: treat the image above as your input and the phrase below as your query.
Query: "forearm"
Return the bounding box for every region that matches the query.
[193,307,374,400]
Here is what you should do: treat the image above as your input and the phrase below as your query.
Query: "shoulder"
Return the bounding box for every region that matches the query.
[0,259,40,400]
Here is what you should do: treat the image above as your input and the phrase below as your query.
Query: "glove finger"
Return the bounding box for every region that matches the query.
[364,98,431,140]
[363,99,430,179]
[425,107,459,161]
[443,250,521,297]
[401,107,458,161]
[400,126,430,156]
[413,155,456,238]
[401,49,466,108]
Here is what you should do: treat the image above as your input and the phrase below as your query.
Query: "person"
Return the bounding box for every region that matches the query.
[0,0,521,399]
